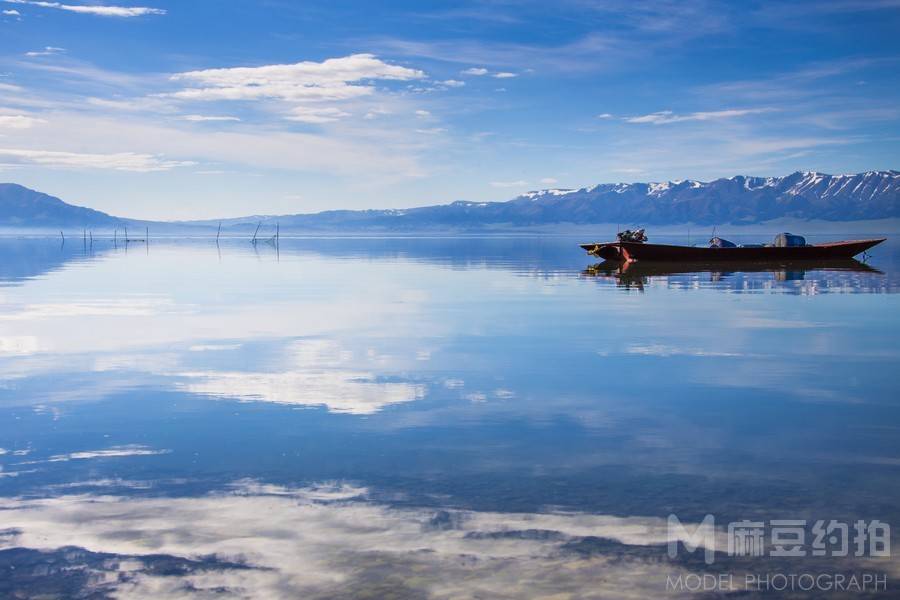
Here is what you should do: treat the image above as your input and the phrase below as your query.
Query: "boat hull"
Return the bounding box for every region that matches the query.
[580,239,885,262]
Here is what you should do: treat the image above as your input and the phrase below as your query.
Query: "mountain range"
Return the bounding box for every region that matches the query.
[1,170,898,232]
[0,183,119,229]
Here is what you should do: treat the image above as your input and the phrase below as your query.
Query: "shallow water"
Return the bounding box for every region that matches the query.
[1,234,898,598]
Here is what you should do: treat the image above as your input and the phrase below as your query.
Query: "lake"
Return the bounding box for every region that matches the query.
[1,234,898,598]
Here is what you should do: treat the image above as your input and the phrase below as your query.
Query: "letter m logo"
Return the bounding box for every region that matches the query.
[668,514,716,564]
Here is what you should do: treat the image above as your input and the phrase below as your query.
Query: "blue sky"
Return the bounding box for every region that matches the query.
[1,0,899,219]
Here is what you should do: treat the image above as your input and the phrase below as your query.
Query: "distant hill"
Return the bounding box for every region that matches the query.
[2,171,899,231]
[214,170,900,230]
[0,183,119,228]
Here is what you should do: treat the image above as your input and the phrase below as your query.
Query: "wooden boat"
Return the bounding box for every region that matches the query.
[580,238,885,262]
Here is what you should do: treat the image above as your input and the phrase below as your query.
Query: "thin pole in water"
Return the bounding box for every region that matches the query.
[216,221,221,243]
[252,222,261,243]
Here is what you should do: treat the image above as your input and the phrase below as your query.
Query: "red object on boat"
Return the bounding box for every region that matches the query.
[580,238,885,262]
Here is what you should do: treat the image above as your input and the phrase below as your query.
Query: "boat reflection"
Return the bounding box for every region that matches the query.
[583,259,884,292]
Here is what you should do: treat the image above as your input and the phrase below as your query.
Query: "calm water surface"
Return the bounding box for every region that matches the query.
[1,235,898,598]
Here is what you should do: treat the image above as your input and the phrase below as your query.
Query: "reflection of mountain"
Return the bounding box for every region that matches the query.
[583,258,891,293]
[0,238,106,286]
[276,236,583,272]
[0,237,896,293]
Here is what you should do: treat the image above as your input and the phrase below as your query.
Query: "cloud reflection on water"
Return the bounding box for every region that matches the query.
[178,370,425,414]
[0,481,719,599]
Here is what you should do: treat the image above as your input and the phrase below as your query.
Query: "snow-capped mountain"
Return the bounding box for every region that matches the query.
[2,171,898,230]
[256,170,899,229]
[500,171,900,225]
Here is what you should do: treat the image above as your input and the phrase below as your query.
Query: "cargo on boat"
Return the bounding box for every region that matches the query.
[580,229,885,262]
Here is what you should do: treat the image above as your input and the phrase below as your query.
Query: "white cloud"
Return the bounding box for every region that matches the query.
[363,106,391,120]
[24,45,65,57]
[596,112,613,119]
[2,8,20,14]
[539,177,558,184]
[0,335,43,356]
[5,110,425,182]
[180,114,241,122]
[462,67,488,75]
[286,106,351,123]
[0,148,194,171]
[188,343,242,352]
[624,344,740,357]
[168,54,425,103]
[0,115,45,128]
[489,180,529,188]
[4,0,165,17]
[1,54,433,196]
[625,108,774,124]
[493,71,517,78]
[85,96,171,112]
[415,127,446,134]
[440,79,465,87]
[414,109,431,117]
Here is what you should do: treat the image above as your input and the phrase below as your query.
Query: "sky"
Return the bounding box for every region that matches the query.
[0,0,899,220]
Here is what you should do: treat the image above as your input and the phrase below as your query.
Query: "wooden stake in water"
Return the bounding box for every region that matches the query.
[252,222,261,243]
[217,222,222,243]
